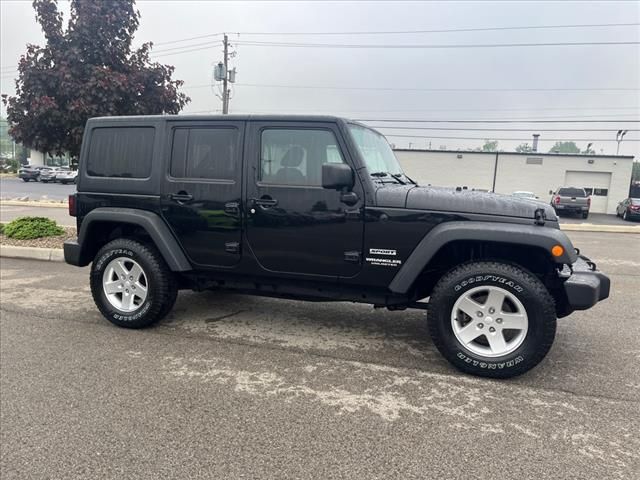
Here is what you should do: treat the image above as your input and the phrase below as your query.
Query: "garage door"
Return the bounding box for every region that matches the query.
[564,171,612,214]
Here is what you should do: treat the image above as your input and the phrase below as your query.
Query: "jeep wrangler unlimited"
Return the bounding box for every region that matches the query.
[64,115,610,378]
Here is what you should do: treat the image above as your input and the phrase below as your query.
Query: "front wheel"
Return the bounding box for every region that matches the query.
[90,238,178,329]
[428,261,557,379]
[22,178,29,182]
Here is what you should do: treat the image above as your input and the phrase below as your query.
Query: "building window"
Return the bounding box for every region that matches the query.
[593,188,608,196]
[526,157,543,165]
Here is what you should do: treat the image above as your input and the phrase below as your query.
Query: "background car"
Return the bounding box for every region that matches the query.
[551,187,590,219]
[616,197,640,221]
[512,191,538,199]
[56,169,78,184]
[17,165,41,182]
[38,166,68,183]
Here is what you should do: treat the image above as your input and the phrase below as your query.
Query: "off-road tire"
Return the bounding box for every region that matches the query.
[90,238,178,329]
[428,261,557,379]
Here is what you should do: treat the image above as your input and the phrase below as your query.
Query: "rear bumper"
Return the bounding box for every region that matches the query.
[63,239,85,267]
[555,205,589,212]
[562,255,610,311]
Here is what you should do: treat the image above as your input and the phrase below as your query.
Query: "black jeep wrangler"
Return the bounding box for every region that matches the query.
[64,115,610,378]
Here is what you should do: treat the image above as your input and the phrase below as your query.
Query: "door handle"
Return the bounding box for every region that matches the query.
[251,197,278,208]
[170,192,193,203]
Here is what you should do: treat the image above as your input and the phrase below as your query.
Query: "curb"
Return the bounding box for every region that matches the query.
[0,245,65,262]
[560,224,640,234]
[1,200,68,209]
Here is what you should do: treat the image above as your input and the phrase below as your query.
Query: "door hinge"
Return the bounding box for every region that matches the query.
[225,241,240,254]
[344,251,361,263]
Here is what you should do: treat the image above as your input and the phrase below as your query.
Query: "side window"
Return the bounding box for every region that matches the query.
[260,129,345,186]
[87,127,154,178]
[170,127,239,180]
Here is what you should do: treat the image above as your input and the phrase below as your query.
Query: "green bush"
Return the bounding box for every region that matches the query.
[0,223,4,234]
[3,217,64,239]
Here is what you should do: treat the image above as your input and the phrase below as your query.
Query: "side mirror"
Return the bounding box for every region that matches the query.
[549,190,553,195]
[322,163,354,190]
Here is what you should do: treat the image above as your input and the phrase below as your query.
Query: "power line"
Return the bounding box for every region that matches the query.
[151,39,640,57]
[228,22,640,36]
[221,82,640,92]
[234,40,640,49]
[150,23,640,46]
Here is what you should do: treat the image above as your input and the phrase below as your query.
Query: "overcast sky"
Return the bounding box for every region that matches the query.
[1,0,638,155]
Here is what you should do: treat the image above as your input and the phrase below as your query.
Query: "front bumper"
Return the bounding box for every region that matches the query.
[561,255,610,311]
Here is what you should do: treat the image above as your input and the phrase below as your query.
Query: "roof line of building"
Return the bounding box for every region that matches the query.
[392,148,635,159]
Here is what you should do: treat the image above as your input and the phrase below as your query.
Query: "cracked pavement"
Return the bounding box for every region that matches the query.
[1,231,639,479]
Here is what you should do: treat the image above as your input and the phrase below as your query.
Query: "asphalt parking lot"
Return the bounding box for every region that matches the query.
[0,176,76,202]
[1,231,639,479]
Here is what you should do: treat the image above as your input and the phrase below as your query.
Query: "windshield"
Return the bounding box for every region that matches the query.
[348,124,404,177]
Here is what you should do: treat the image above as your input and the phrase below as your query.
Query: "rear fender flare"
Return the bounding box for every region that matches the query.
[77,207,191,271]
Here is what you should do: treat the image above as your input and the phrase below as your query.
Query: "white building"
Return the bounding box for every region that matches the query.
[395,149,635,215]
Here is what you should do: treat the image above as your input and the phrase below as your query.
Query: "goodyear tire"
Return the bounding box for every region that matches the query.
[90,238,178,329]
[428,261,556,379]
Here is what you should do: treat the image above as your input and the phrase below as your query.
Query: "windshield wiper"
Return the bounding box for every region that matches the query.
[389,173,407,185]
[370,172,403,184]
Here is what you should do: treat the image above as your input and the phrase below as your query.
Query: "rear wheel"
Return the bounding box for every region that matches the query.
[90,239,178,329]
[22,178,29,182]
[623,210,629,221]
[428,261,556,379]
[582,212,589,219]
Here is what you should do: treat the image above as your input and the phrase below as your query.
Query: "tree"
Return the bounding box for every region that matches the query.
[481,140,498,152]
[549,141,580,154]
[2,0,189,158]
[515,143,533,153]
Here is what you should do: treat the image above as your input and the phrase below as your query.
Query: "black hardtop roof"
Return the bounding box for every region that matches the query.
[88,114,356,124]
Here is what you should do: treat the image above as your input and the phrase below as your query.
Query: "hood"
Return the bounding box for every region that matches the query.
[376,185,558,221]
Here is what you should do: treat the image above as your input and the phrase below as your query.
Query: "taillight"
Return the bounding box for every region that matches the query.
[631,205,640,211]
[554,196,560,205]
[68,194,76,217]
[587,197,591,207]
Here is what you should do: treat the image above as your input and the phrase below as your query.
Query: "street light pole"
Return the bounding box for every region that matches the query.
[616,130,628,155]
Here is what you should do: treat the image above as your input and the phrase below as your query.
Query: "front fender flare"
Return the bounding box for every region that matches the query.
[389,221,576,294]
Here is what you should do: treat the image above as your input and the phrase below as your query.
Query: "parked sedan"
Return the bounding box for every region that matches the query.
[56,169,78,184]
[17,165,41,182]
[37,167,59,183]
[616,197,640,221]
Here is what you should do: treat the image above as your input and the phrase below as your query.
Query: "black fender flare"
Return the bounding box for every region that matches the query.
[75,207,191,271]
[389,221,577,294]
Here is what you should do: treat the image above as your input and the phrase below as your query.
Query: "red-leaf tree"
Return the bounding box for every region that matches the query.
[2,0,190,158]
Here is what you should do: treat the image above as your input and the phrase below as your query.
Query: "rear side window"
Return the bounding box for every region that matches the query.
[558,188,586,197]
[87,127,154,178]
[170,128,239,180]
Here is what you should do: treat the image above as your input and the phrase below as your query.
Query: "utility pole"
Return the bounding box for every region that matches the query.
[222,34,229,114]
[213,34,236,114]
